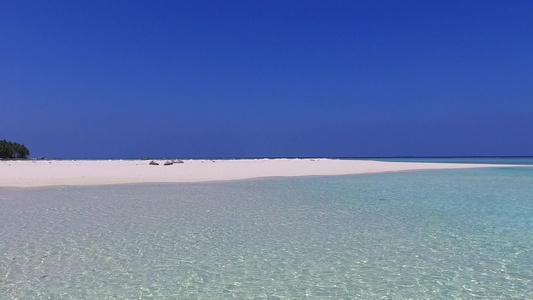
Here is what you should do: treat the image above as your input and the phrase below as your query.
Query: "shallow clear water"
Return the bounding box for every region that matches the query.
[1,168,532,299]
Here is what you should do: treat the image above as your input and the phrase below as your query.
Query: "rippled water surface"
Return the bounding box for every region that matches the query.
[1,168,532,299]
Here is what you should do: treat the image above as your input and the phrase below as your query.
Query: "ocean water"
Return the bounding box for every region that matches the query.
[1,167,532,299]
[358,156,533,165]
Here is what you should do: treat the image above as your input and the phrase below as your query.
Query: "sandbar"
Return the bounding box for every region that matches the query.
[0,158,523,188]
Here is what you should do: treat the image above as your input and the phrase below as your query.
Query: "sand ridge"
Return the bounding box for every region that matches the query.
[0,158,521,187]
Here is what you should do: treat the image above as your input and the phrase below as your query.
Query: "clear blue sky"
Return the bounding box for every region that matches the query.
[1,0,532,158]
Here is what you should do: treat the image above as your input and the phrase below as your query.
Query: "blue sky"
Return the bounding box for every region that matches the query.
[1,0,532,158]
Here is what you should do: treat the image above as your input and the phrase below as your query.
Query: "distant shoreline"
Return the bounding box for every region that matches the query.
[0,158,527,188]
[19,156,533,160]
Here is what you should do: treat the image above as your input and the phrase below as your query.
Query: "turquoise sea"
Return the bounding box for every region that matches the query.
[357,156,533,165]
[1,163,532,298]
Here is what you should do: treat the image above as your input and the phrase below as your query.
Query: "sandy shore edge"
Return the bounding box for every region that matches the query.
[0,159,525,188]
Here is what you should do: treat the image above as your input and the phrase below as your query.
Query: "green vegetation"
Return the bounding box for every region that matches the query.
[0,139,30,159]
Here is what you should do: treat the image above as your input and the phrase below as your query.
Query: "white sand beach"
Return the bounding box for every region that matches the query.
[0,158,521,188]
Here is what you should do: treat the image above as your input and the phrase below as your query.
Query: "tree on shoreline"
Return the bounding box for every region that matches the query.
[0,140,30,159]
